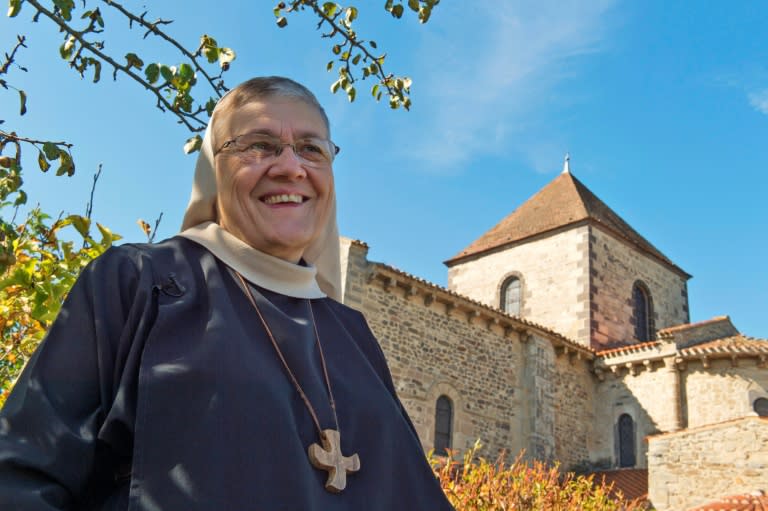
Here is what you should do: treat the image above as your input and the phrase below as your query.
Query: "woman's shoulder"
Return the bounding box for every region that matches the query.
[94,236,205,270]
[80,236,211,293]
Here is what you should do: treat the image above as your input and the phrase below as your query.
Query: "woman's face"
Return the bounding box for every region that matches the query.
[214,98,334,262]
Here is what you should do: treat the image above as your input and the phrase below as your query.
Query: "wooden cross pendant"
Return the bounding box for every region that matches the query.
[308,429,361,493]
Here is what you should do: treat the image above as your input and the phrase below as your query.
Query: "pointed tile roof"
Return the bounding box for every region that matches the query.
[445,172,690,278]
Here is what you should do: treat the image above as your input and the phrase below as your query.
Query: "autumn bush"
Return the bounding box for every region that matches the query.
[431,442,648,511]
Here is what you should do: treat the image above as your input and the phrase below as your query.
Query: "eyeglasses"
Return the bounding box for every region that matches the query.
[214,132,340,166]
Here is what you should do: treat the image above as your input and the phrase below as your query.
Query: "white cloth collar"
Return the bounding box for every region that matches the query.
[179,221,326,299]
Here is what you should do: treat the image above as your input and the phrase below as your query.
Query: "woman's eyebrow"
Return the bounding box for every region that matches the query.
[240,128,327,139]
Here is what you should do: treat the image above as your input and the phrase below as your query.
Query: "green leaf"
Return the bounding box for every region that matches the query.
[90,59,101,83]
[371,84,380,99]
[178,63,194,81]
[56,151,74,176]
[345,6,358,22]
[145,63,159,84]
[332,45,341,55]
[347,86,356,102]
[205,98,217,116]
[331,80,341,94]
[369,40,377,49]
[18,90,26,116]
[37,151,50,172]
[183,134,202,154]
[326,60,334,72]
[53,0,74,21]
[218,48,235,69]
[8,0,22,17]
[96,223,113,246]
[408,0,419,12]
[13,189,26,206]
[276,16,288,28]
[323,2,337,17]
[352,54,361,65]
[68,214,91,238]
[160,65,174,83]
[60,36,75,60]
[125,52,144,70]
[42,142,60,161]
[391,4,404,18]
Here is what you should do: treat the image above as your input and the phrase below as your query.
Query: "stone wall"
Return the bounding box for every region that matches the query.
[552,352,596,469]
[682,359,768,429]
[647,417,768,511]
[340,239,595,463]
[447,225,592,347]
[589,227,689,348]
[592,357,681,468]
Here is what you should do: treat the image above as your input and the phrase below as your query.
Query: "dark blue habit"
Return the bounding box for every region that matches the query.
[0,237,454,510]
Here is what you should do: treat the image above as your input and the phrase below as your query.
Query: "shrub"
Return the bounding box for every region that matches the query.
[430,442,648,510]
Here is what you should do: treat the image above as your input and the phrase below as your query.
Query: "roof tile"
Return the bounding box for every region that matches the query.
[687,490,768,511]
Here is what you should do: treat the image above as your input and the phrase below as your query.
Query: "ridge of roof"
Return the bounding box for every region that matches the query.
[368,261,594,357]
[445,172,689,278]
[658,316,733,337]
[679,334,768,358]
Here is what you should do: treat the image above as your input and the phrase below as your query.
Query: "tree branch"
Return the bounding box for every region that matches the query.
[0,130,73,150]
[24,0,208,132]
[100,0,227,97]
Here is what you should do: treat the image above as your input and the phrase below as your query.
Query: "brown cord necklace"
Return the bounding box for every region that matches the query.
[235,271,360,493]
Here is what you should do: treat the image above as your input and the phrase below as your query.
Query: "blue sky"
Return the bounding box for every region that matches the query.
[2,1,767,336]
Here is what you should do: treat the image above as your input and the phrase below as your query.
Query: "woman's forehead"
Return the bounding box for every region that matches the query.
[220,98,328,139]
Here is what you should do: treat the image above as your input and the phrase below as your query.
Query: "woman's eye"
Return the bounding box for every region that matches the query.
[247,141,277,153]
[299,142,324,154]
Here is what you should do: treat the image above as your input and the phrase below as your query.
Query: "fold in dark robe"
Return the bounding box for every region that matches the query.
[0,238,454,511]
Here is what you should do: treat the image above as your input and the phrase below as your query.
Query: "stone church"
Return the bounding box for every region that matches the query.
[338,160,768,511]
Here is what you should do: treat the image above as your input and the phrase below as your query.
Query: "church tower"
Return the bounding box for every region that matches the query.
[444,157,691,350]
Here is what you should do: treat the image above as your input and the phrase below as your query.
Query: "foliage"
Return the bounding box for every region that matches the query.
[274,0,439,109]
[431,442,649,511]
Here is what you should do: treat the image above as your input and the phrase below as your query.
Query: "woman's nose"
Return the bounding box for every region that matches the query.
[267,145,307,179]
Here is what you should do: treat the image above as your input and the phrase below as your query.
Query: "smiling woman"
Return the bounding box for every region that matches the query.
[0,77,454,510]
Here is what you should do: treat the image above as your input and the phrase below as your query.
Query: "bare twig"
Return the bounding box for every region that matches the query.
[149,212,163,243]
[84,163,102,219]
[0,36,27,75]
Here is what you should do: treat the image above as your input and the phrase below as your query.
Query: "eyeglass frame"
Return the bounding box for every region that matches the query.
[213,131,340,164]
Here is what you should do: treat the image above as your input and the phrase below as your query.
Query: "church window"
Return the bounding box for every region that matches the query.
[754,398,768,417]
[434,395,453,454]
[632,282,653,341]
[501,276,522,316]
[618,414,636,467]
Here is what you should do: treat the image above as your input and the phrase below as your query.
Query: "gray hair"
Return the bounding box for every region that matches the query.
[212,76,330,144]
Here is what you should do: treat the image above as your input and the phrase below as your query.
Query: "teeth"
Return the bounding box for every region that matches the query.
[264,194,303,204]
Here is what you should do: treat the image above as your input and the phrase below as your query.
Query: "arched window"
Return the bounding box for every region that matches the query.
[754,398,768,417]
[501,276,522,316]
[434,395,453,454]
[632,282,653,341]
[617,414,636,468]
